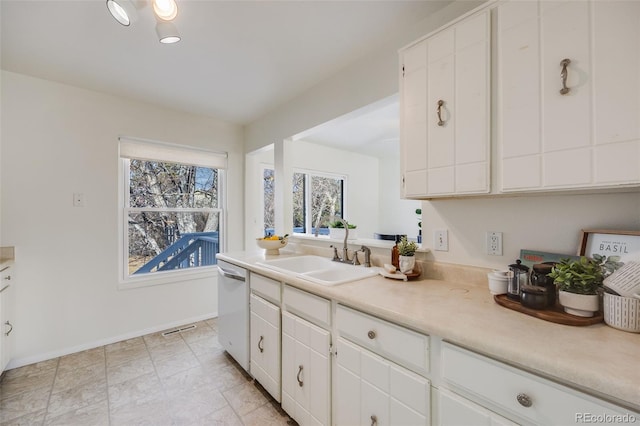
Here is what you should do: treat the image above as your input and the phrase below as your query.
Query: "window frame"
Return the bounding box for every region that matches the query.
[118,143,226,288]
[291,168,347,236]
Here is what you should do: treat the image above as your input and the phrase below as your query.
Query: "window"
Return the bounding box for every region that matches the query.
[263,167,275,234]
[120,138,226,280]
[293,171,344,235]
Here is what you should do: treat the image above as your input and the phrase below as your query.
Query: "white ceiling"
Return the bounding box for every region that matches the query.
[1,0,450,126]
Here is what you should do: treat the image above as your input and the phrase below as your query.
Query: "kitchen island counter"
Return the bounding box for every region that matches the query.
[217,250,640,412]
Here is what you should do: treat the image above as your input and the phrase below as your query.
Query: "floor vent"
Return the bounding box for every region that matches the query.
[161,324,197,337]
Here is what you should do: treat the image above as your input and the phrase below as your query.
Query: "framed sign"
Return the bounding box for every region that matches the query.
[578,229,640,261]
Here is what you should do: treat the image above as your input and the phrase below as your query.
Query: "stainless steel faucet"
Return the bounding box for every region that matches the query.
[329,218,352,264]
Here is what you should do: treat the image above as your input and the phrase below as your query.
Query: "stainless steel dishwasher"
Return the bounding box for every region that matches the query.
[217,259,250,372]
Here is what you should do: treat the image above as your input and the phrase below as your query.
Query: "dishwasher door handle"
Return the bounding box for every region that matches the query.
[218,266,246,282]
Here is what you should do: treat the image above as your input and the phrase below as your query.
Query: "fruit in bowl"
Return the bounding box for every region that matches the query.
[256,234,289,255]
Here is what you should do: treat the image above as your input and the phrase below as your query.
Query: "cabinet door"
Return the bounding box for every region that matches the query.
[249,294,281,402]
[335,337,430,426]
[282,311,330,426]
[401,40,428,197]
[499,0,640,191]
[401,9,490,198]
[0,266,13,372]
[438,388,518,426]
[592,0,640,184]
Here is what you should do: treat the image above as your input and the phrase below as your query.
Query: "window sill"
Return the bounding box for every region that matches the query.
[290,234,429,252]
[118,266,218,290]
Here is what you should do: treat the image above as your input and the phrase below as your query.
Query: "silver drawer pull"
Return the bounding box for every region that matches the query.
[297,365,304,387]
[436,100,445,126]
[559,58,571,95]
[517,392,533,407]
[367,330,376,339]
[3,275,10,281]
[258,335,264,353]
[5,321,13,337]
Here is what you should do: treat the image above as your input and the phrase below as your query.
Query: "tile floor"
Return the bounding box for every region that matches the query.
[0,318,294,425]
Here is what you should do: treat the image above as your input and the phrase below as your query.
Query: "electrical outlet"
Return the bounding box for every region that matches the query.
[434,229,449,251]
[486,231,503,255]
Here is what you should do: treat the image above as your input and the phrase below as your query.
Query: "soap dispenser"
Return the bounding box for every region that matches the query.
[391,235,400,270]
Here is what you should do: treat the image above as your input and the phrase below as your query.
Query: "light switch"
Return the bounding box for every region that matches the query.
[73,193,85,207]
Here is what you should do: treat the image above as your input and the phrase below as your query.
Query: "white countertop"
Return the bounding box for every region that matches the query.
[217,250,640,412]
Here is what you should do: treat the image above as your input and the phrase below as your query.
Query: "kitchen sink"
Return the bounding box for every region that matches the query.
[257,255,377,286]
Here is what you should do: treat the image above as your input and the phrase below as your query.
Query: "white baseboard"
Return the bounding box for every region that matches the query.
[6,311,218,370]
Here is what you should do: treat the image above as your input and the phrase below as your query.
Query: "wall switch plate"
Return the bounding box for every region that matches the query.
[434,229,449,251]
[73,193,85,207]
[486,231,503,255]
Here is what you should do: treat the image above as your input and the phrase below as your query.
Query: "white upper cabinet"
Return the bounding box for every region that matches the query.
[400,9,491,198]
[498,0,640,191]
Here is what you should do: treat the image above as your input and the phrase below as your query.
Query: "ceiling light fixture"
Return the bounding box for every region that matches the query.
[152,0,178,21]
[156,21,181,44]
[106,0,138,26]
[107,0,181,44]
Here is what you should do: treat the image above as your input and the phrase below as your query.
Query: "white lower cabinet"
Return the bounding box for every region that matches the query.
[440,342,638,425]
[438,387,517,426]
[249,293,281,401]
[0,264,14,373]
[282,310,331,426]
[336,337,431,425]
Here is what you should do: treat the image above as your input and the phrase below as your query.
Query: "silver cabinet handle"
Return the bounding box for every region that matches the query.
[297,365,304,387]
[3,275,10,281]
[559,58,571,95]
[437,100,445,126]
[5,321,13,337]
[371,415,378,426]
[367,330,376,339]
[258,335,264,353]
[517,392,533,407]
[218,266,245,281]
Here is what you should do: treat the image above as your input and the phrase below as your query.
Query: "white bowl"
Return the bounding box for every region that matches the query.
[256,238,288,255]
[487,270,509,295]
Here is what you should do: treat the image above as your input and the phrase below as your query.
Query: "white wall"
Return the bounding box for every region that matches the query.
[378,153,421,240]
[421,192,640,270]
[0,71,244,366]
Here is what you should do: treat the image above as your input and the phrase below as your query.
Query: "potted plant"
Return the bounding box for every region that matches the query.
[548,255,622,317]
[328,220,357,240]
[397,236,418,274]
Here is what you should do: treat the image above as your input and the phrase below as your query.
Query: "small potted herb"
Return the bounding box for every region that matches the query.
[548,255,622,317]
[397,236,418,274]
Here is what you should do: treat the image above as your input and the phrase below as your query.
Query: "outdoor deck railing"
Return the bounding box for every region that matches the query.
[133,231,219,274]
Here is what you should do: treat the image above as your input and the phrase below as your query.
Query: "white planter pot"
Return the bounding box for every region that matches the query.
[329,228,357,240]
[399,255,416,274]
[558,290,599,317]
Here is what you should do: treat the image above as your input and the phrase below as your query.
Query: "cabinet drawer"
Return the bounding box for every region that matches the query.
[250,294,280,327]
[283,285,330,329]
[337,305,429,376]
[251,273,281,304]
[441,342,636,425]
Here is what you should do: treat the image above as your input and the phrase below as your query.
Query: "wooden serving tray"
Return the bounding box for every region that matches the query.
[494,294,603,326]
